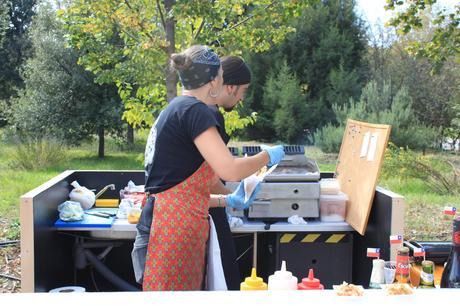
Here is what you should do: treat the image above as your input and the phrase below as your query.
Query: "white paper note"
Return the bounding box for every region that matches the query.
[360,131,371,157]
[367,132,378,161]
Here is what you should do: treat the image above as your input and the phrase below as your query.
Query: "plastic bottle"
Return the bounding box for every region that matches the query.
[369,259,385,288]
[297,268,324,290]
[441,217,460,288]
[267,261,298,290]
[240,268,267,291]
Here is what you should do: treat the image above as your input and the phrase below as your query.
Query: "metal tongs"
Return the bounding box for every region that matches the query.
[84,211,116,218]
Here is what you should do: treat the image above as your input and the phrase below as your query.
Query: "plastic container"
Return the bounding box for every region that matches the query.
[320,178,340,195]
[369,259,385,288]
[240,268,267,291]
[320,192,348,222]
[298,269,324,290]
[127,205,142,224]
[268,261,298,290]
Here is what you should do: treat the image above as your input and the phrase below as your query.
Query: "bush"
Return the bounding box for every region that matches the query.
[7,138,67,170]
[314,81,441,153]
[314,123,344,153]
[382,143,460,195]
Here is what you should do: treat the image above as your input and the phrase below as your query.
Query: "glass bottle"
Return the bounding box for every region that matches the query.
[441,217,460,288]
[395,246,410,284]
[419,260,435,288]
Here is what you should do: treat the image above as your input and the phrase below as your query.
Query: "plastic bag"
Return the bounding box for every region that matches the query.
[58,201,84,221]
[120,180,147,207]
[69,181,95,210]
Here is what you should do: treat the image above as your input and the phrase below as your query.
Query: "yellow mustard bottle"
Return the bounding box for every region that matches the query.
[240,268,268,291]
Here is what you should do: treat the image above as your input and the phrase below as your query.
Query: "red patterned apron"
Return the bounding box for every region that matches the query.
[143,162,215,291]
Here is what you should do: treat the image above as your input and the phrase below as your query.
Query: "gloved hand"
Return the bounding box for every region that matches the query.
[260,144,285,167]
[226,180,262,210]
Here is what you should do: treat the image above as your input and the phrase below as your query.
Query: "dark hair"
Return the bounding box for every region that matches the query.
[170,45,208,71]
[170,45,221,90]
[170,53,192,71]
[221,56,251,85]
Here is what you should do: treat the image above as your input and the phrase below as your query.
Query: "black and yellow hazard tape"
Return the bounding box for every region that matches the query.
[279,233,350,244]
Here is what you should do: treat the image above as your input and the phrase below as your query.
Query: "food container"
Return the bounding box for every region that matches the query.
[127,206,142,224]
[320,192,348,222]
[320,178,340,195]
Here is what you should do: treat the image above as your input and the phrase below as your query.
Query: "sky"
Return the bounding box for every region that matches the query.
[355,0,459,29]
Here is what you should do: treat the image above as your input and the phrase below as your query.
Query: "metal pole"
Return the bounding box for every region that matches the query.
[253,232,257,269]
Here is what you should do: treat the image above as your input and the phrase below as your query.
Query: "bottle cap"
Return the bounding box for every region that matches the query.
[241,268,267,290]
[268,261,298,290]
[298,269,324,290]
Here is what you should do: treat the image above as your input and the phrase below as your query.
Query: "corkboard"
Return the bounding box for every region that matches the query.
[336,119,391,235]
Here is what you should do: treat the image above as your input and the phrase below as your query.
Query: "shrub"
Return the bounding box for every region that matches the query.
[314,123,344,153]
[7,138,67,170]
[315,81,440,153]
[382,143,460,195]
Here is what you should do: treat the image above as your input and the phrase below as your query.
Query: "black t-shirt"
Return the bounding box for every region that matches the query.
[144,96,221,194]
[208,105,230,145]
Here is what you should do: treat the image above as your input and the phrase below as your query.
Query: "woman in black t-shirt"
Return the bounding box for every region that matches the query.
[141,45,284,291]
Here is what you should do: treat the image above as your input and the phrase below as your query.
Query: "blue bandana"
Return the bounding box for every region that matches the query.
[178,47,221,90]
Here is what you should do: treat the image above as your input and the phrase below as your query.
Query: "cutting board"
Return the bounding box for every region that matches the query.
[54,208,118,228]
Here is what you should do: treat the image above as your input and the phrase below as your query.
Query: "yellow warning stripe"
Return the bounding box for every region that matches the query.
[301,234,321,243]
[325,234,345,243]
[280,234,296,243]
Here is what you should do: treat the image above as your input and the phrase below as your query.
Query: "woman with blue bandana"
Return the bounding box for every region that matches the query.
[141,45,284,291]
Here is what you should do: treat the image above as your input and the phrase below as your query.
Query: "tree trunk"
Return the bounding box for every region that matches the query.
[127,124,134,145]
[98,127,105,158]
[164,0,177,102]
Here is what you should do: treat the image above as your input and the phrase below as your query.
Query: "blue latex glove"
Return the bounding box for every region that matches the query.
[226,181,262,210]
[260,144,285,166]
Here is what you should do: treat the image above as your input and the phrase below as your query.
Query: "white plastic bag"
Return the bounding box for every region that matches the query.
[69,181,95,210]
[58,201,84,221]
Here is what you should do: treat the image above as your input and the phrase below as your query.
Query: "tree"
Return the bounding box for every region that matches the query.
[242,0,367,141]
[0,0,36,126]
[60,1,313,129]
[9,2,124,158]
[258,61,308,143]
[0,2,9,45]
[366,20,459,147]
[385,0,459,72]
[314,81,440,153]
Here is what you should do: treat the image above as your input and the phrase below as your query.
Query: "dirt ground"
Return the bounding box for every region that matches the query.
[0,244,21,293]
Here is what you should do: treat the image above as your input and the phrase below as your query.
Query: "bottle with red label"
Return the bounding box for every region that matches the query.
[395,246,410,284]
[441,217,460,288]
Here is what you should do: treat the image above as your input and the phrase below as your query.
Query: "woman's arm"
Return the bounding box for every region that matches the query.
[194,126,270,182]
[210,177,232,194]
[208,194,226,208]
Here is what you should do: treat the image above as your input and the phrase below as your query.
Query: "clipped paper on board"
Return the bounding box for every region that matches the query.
[360,131,371,158]
[367,132,378,161]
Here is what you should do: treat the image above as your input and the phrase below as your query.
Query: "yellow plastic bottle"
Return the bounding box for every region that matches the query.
[240,268,268,291]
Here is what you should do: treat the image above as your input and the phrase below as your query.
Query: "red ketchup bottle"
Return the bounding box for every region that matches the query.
[297,269,324,290]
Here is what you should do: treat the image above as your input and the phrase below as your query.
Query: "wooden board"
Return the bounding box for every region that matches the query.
[336,119,391,235]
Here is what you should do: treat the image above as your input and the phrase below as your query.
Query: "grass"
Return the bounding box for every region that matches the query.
[0,138,459,242]
[0,140,143,230]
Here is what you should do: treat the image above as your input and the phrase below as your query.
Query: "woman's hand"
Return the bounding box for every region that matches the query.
[260,145,285,166]
[225,181,262,210]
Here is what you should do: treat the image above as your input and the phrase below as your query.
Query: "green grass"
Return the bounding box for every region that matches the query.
[0,141,143,224]
[0,139,459,242]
